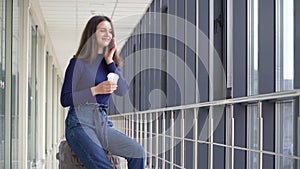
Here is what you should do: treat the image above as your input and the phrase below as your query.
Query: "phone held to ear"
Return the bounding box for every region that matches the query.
[108,37,115,50]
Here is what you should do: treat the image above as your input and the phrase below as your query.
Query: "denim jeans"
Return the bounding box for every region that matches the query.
[65,103,145,169]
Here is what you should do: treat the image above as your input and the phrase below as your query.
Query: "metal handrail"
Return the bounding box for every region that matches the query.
[109,89,300,169]
[109,89,300,117]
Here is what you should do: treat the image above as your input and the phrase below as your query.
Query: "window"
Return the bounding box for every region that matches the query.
[0,0,5,168]
[27,24,37,168]
[11,0,23,167]
[247,0,259,96]
[275,0,294,92]
[275,0,296,169]
[247,0,259,168]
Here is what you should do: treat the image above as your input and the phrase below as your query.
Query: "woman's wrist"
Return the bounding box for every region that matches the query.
[91,86,97,96]
[105,58,114,64]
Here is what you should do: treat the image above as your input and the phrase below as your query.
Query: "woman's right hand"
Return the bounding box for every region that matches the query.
[91,81,118,96]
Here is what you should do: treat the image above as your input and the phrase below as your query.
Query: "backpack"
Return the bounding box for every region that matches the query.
[56,140,121,169]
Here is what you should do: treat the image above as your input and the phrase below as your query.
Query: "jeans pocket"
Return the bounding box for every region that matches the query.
[66,112,81,130]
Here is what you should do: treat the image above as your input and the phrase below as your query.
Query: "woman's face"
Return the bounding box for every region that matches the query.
[96,21,113,48]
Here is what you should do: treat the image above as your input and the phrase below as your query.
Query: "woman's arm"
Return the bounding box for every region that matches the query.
[60,58,95,107]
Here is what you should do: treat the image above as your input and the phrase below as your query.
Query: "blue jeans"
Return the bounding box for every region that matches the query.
[65,103,145,169]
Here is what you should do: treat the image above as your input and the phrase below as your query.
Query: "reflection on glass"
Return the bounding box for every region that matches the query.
[277,156,297,169]
[247,0,258,96]
[276,101,296,169]
[275,0,295,168]
[247,0,259,168]
[248,151,259,169]
[0,0,5,168]
[247,104,259,169]
[27,25,37,168]
[11,0,23,167]
[276,0,294,91]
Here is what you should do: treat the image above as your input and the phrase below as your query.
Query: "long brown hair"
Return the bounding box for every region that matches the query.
[74,15,122,67]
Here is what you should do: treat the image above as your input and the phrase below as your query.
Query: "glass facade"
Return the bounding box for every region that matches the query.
[1,0,65,168]
[115,0,299,168]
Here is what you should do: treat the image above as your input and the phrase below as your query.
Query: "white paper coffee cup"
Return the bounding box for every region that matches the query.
[107,73,119,84]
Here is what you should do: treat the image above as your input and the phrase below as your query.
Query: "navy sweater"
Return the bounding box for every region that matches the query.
[60,54,129,107]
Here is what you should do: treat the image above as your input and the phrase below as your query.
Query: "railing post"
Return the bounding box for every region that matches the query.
[208,106,214,169]
[129,115,132,138]
[258,101,263,169]
[123,115,129,136]
[162,112,166,169]
[170,111,174,169]
[193,108,198,169]
[230,104,235,169]
[149,113,153,168]
[129,114,134,138]
[181,109,185,168]
[144,113,147,165]
[140,114,143,146]
[155,112,159,168]
[136,114,139,142]
[298,96,300,169]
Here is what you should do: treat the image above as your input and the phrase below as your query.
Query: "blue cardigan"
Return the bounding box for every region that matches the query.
[60,54,129,107]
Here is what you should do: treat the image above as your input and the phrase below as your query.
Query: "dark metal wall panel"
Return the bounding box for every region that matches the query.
[176,0,185,107]
[262,102,275,169]
[294,0,299,160]
[198,0,209,95]
[295,0,300,89]
[167,0,177,107]
[233,105,246,169]
[197,0,209,168]
[197,108,208,169]
[232,0,247,168]
[185,0,196,105]
[259,0,276,168]
[258,0,275,94]
[233,0,247,98]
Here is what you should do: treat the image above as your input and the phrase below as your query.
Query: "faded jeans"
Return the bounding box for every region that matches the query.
[65,103,145,169]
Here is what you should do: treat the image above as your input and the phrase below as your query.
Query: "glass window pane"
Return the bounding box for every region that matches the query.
[12,0,23,168]
[247,104,259,169]
[276,156,298,169]
[0,0,5,168]
[27,25,37,168]
[276,0,294,91]
[276,101,297,169]
[247,0,259,96]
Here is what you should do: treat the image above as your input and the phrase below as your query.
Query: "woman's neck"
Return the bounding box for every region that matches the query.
[98,47,104,54]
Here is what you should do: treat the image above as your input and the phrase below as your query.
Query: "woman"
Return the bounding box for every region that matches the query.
[60,15,145,169]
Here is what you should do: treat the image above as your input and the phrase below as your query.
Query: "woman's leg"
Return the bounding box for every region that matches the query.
[65,111,113,169]
[103,127,146,169]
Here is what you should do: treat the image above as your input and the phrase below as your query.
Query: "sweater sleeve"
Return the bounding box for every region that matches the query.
[114,68,129,96]
[60,58,94,107]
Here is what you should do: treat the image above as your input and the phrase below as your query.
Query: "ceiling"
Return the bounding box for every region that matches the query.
[38,0,152,72]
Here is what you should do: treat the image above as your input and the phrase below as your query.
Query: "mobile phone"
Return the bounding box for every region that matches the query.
[108,37,115,50]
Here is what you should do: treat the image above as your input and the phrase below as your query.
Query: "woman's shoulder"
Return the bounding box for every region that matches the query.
[69,57,88,65]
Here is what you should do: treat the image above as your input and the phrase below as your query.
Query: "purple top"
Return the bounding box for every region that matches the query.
[60,54,128,107]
